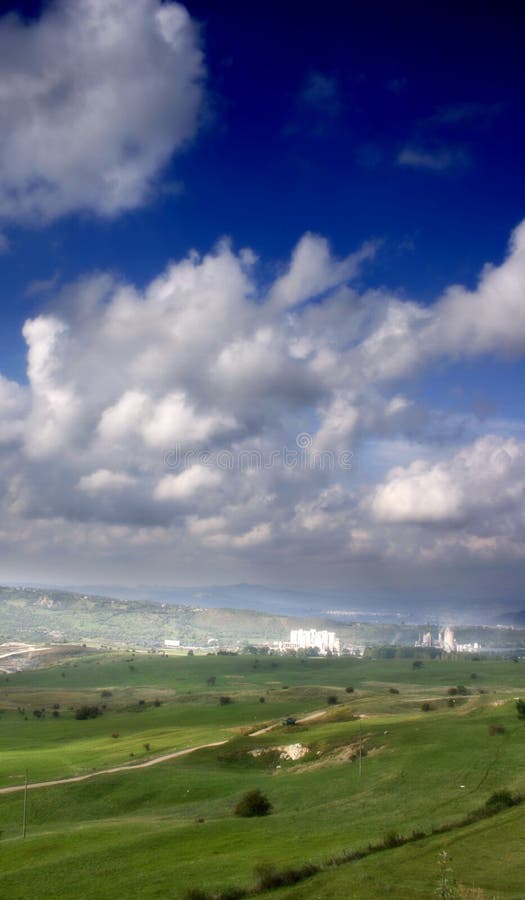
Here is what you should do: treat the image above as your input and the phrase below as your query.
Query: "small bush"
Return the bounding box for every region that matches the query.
[327,695,338,705]
[183,889,213,900]
[75,705,102,720]
[421,702,433,712]
[345,686,354,693]
[259,696,265,703]
[409,829,426,841]
[488,724,505,735]
[388,687,400,694]
[456,684,470,695]
[485,789,518,813]
[254,862,319,890]
[234,789,272,818]
[111,732,120,739]
[217,888,247,900]
[254,864,280,890]
[219,695,232,706]
[412,660,423,669]
[382,830,404,848]
[515,698,525,719]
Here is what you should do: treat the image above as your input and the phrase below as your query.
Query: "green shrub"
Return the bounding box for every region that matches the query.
[488,724,505,735]
[485,789,518,813]
[382,830,404,848]
[234,789,272,818]
[217,888,247,900]
[254,861,319,890]
[183,889,213,900]
[448,685,470,696]
[74,705,102,720]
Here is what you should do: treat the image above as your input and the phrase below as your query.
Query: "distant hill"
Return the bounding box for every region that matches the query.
[9,580,518,625]
[0,584,306,648]
[1,584,525,652]
[494,610,525,628]
[59,582,354,616]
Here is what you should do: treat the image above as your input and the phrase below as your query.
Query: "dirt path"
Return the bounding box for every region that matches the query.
[0,644,54,673]
[249,708,329,737]
[0,740,228,795]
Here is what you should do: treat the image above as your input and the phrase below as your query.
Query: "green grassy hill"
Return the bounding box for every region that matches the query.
[0,650,524,897]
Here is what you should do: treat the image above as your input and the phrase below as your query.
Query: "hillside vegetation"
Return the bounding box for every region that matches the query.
[2,585,525,652]
[0,650,524,897]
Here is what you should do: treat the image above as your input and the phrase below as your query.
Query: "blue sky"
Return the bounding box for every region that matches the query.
[0,0,524,610]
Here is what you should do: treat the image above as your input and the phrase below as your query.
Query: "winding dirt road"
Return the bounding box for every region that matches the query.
[1,709,332,794]
[0,740,228,795]
[249,707,329,737]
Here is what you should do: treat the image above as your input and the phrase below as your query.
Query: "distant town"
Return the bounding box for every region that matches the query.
[165,625,483,658]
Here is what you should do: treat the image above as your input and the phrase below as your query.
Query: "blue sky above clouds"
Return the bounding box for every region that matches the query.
[0,0,524,610]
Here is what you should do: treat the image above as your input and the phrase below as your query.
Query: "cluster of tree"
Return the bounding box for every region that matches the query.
[447,685,470,695]
[74,705,102,720]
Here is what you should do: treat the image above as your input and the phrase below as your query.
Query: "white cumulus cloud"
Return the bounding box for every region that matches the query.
[0,225,524,584]
[370,435,525,526]
[0,0,203,223]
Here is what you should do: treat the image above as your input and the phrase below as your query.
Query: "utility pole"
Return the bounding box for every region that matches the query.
[358,721,362,779]
[22,770,28,838]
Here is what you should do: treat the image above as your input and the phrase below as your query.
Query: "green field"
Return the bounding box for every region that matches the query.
[0,650,524,898]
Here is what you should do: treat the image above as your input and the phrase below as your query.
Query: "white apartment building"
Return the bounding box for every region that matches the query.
[288,628,341,654]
